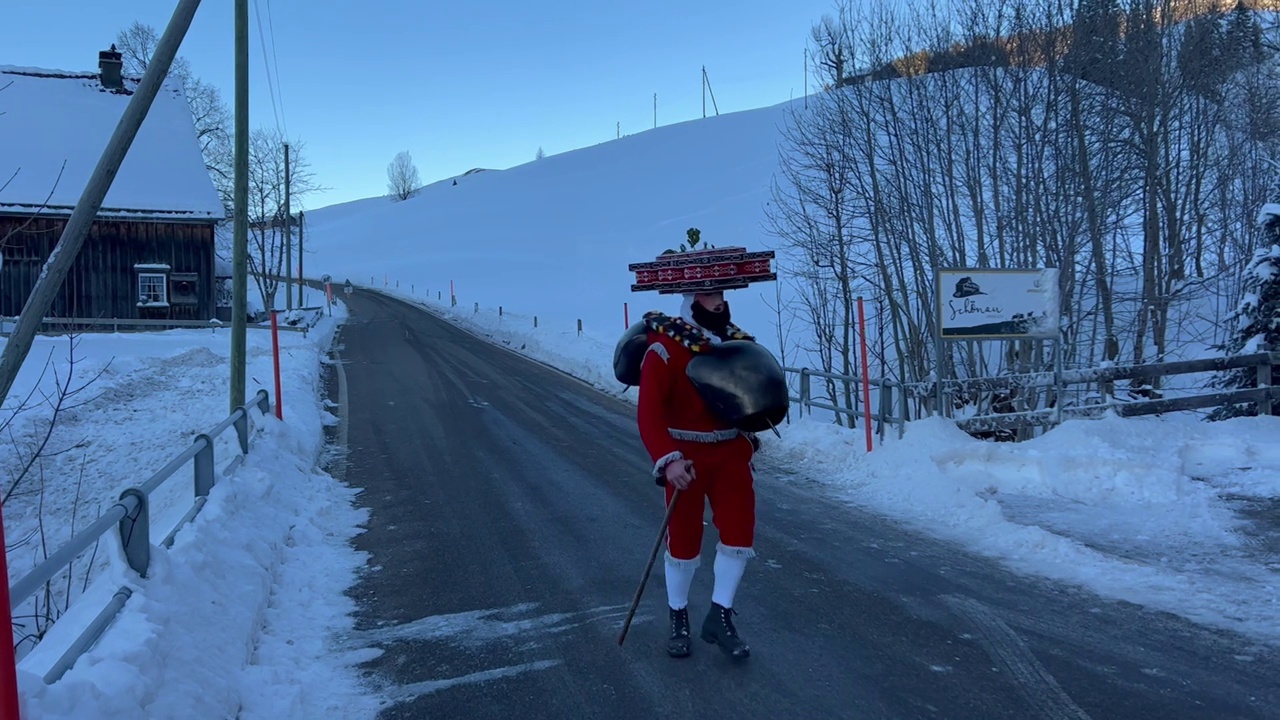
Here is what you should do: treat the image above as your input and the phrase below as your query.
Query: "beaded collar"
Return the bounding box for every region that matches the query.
[643,311,754,353]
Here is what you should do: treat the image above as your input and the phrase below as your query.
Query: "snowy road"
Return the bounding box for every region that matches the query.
[331,290,1279,720]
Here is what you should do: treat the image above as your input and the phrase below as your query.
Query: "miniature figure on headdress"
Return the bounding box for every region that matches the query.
[614,228,787,661]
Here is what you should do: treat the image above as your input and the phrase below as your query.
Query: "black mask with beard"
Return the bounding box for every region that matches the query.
[691,299,732,336]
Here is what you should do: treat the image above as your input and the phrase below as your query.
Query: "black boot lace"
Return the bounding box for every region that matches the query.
[671,607,690,637]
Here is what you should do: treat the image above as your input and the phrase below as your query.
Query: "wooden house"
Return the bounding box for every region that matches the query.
[0,46,226,324]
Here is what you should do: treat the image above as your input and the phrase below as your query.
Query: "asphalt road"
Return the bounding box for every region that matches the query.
[327,289,1280,720]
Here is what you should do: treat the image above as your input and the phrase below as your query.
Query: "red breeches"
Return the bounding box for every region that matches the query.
[664,437,756,560]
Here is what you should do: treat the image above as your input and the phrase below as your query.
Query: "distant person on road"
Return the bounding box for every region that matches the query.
[615,228,785,661]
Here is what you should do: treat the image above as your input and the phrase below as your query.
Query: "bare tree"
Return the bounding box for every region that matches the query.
[770,0,1280,427]
[246,129,322,311]
[386,150,420,201]
[810,10,853,86]
[1,332,108,655]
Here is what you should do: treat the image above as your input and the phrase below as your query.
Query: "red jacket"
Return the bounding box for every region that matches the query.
[637,330,742,476]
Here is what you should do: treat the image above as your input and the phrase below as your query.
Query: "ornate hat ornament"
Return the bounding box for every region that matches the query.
[628,228,776,295]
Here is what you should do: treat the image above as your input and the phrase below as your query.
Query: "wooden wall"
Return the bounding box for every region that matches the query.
[0,215,217,321]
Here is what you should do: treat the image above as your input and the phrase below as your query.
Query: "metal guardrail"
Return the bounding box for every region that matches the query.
[783,366,907,441]
[0,316,310,337]
[7,389,272,684]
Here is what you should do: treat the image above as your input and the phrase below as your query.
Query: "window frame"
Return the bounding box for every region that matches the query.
[137,272,169,306]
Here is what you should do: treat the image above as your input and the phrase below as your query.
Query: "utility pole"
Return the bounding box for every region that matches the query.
[231,0,248,414]
[297,210,304,307]
[283,141,293,311]
[0,0,204,406]
[702,67,720,117]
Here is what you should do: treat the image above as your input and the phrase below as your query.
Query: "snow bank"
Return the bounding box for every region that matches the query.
[4,300,381,718]
[778,413,1280,644]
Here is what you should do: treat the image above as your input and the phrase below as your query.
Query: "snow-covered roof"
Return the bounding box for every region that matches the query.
[0,64,225,222]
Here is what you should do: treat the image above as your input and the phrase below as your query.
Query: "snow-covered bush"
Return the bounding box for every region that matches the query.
[1207,204,1280,420]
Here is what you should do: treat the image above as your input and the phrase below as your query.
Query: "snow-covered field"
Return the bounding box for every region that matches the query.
[2,300,383,719]
[369,284,1280,647]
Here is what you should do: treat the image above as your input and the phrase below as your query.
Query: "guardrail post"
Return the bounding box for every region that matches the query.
[254,389,271,416]
[193,434,215,497]
[118,489,150,579]
[233,406,250,455]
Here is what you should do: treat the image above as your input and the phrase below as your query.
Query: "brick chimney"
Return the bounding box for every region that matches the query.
[99,44,123,90]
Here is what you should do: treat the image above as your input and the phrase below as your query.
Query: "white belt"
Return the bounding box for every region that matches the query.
[668,428,741,443]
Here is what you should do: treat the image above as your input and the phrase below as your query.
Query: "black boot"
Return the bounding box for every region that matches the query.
[667,606,692,658]
[700,602,750,659]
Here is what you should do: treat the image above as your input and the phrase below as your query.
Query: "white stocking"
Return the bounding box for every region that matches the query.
[664,553,699,610]
[711,543,752,608]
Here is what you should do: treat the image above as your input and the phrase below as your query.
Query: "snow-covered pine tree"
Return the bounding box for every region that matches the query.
[1207,206,1280,421]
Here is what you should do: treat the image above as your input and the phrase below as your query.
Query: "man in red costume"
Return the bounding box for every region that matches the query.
[636,288,761,660]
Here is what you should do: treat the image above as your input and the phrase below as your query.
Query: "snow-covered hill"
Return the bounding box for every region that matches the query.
[304,101,799,355]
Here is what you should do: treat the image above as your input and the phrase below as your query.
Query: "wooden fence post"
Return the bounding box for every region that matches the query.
[1259,345,1273,416]
[800,369,811,417]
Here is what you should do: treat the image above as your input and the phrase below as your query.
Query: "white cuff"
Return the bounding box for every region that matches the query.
[653,451,683,477]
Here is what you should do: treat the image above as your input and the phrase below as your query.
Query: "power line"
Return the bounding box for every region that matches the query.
[264,0,287,137]
[251,0,281,135]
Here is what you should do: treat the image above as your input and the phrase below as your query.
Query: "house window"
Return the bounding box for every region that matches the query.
[138,273,167,304]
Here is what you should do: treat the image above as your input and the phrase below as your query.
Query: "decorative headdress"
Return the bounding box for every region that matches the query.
[628,228,776,295]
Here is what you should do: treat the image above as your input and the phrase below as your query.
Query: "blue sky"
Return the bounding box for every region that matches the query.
[6,0,834,209]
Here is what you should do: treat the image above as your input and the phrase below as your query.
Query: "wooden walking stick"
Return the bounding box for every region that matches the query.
[617,488,681,646]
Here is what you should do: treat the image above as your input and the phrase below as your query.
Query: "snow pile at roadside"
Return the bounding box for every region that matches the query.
[6,300,384,719]
[1,306,344,633]
[779,412,1280,644]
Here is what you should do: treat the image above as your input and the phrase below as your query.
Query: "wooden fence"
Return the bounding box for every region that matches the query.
[785,350,1277,441]
[934,351,1278,435]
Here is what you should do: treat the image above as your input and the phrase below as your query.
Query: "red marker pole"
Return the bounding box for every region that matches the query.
[270,310,283,420]
[0,498,21,720]
[857,297,873,452]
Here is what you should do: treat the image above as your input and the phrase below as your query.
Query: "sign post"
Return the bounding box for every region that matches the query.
[270,310,283,420]
[933,268,1060,417]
